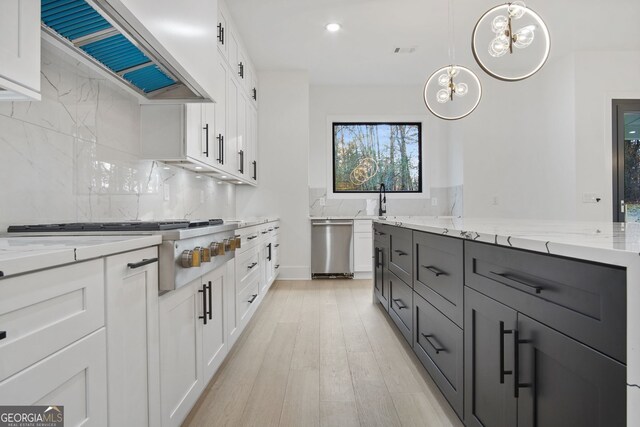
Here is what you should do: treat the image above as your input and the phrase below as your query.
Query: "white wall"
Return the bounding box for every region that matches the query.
[461,54,577,220]
[574,51,640,221]
[236,71,310,279]
[0,43,236,231]
[308,85,462,217]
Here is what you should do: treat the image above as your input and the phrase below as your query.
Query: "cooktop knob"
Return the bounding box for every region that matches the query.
[210,241,225,256]
[234,235,242,249]
[197,246,211,262]
[180,249,201,268]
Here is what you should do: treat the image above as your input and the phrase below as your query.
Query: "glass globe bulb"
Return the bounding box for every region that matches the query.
[508,1,526,19]
[513,25,536,48]
[438,74,450,87]
[436,89,450,104]
[488,37,509,57]
[447,66,460,78]
[455,83,468,97]
[492,15,509,34]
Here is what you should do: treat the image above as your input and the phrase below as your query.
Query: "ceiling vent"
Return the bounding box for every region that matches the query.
[41,0,205,101]
[394,47,417,54]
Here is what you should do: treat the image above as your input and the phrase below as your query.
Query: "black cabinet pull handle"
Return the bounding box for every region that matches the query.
[267,243,272,261]
[217,134,224,164]
[248,262,258,269]
[274,226,279,230]
[392,298,407,310]
[0,331,6,340]
[207,281,212,320]
[239,62,244,78]
[275,264,280,269]
[252,88,257,100]
[199,284,208,325]
[394,249,408,256]
[375,248,383,268]
[203,124,209,157]
[274,244,280,248]
[500,321,513,384]
[127,258,158,269]
[513,329,533,398]
[217,23,223,42]
[422,265,446,277]
[421,333,446,354]
[247,235,258,240]
[238,150,244,174]
[248,294,258,304]
[261,231,269,235]
[252,160,257,180]
[490,271,543,294]
[374,231,386,236]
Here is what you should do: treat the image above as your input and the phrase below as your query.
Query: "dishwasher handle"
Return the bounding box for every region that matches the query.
[312,222,353,226]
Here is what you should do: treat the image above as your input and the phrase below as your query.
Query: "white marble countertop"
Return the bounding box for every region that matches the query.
[227,217,280,228]
[0,235,162,278]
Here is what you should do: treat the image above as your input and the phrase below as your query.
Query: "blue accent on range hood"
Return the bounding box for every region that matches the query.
[41,0,187,96]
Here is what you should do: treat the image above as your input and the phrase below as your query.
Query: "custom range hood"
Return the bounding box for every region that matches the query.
[41,0,207,101]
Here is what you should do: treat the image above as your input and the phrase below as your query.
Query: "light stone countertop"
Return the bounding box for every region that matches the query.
[0,235,162,278]
[228,217,280,228]
[374,215,640,420]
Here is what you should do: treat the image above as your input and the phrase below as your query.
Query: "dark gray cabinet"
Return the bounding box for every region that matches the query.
[374,225,390,311]
[388,226,412,285]
[465,287,626,427]
[464,287,517,427]
[388,271,413,344]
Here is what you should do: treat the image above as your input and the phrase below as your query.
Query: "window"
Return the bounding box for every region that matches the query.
[332,122,422,193]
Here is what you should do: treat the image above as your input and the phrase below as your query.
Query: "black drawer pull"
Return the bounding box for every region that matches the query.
[248,262,258,269]
[513,329,533,397]
[499,322,513,384]
[207,281,212,320]
[421,333,446,354]
[261,231,269,235]
[375,231,386,236]
[0,331,6,340]
[394,250,408,256]
[422,265,446,277]
[247,235,258,240]
[248,294,258,304]
[127,258,158,269]
[198,284,208,325]
[392,298,407,310]
[274,244,280,248]
[275,264,280,269]
[490,271,543,294]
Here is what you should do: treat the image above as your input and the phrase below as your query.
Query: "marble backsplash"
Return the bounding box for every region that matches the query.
[0,43,236,232]
[309,185,463,217]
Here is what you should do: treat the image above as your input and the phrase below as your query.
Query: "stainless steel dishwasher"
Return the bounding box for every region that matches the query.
[311,219,354,279]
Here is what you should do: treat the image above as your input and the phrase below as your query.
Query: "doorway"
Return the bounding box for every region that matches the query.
[613,99,640,222]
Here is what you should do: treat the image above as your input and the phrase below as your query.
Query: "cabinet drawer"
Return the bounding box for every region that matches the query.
[354,220,373,233]
[238,226,260,252]
[414,232,464,327]
[389,226,412,285]
[465,241,626,363]
[388,271,413,344]
[373,223,390,246]
[0,328,108,427]
[414,293,463,418]
[237,276,260,325]
[236,247,261,286]
[0,259,105,381]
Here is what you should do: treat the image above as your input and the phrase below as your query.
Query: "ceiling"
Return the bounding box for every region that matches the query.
[226,0,640,85]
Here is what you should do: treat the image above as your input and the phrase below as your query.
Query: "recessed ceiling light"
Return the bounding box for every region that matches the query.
[237,181,243,184]
[325,23,341,32]
[221,175,227,178]
[163,167,171,170]
[196,175,202,179]
[195,166,202,170]
[217,182,223,184]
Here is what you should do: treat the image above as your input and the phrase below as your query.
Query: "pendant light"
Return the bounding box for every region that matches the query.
[424,0,482,121]
[471,1,550,81]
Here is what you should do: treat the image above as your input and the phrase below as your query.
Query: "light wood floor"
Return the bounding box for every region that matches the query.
[183,279,464,427]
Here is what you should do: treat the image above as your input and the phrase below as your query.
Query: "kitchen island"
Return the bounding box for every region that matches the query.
[373,216,640,426]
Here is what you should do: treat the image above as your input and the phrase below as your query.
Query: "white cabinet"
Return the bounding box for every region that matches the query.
[105,248,160,427]
[217,8,229,60]
[201,266,228,382]
[106,0,219,101]
[226,74,240,175]
[0,259,105,381]
[141,103,219,174]
[247,104,258,182]
[0,0,41,101]
[0,329,108,426]
[214,58,227,169]
[159,264,230,427]
[353,220,373,275]
[237,93,247,178]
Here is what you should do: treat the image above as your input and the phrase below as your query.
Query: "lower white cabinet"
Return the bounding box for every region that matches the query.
[105,248,161,427]
[158,263,229,427]
[353,220,373,274]
[0,329,108,426]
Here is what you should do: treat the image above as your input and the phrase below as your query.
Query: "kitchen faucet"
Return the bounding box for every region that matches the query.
[378,183,386,217]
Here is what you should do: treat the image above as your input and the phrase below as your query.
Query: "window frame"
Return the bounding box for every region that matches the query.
[331,121,424,194]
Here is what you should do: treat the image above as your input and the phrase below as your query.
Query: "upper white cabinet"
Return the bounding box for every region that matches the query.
[105,0,219,101]
[0,0,41,101]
